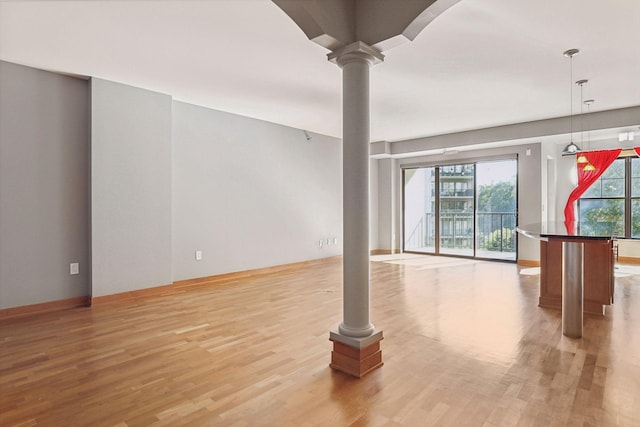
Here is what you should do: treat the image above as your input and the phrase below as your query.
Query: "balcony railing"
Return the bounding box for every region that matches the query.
[476,212,516,253]
[405,212,517,257]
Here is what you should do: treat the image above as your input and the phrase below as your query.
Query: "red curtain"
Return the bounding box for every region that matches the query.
[563,149,622,229]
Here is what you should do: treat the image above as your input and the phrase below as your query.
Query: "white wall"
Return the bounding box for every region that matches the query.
[376,158,398,252]
[403,169,427,245]
[369,158,379,251]
[171,101,342,281]
[91,79,173,297]
[550,146,579,222]
[617,240,640,258]
[0,61,90,309]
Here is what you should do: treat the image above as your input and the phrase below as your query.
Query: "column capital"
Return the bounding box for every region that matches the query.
[328,41,385,68]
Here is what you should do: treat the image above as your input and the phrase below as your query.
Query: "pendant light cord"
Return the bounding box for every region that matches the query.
[570,55,573,139]
[585,99,594,150]
[576,79,588,147]
[562,49,580,154]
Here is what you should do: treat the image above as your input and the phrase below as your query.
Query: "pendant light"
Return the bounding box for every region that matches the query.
[583,99,596,171]
[561,49,582,155]
[576,152,589,164]
[575,79,588,164]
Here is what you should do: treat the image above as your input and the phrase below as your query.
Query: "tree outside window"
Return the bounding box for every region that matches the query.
[578,157,640,238]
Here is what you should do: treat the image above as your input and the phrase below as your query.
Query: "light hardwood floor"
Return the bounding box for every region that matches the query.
[2,256,639,426]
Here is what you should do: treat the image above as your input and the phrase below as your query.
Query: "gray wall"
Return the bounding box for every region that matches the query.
[171,101,342,281]
[0,61,90,309]
[1,65,343,307]
[91,79,172,297]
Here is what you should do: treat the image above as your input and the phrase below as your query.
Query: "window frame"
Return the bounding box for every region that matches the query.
[577,156,640,238]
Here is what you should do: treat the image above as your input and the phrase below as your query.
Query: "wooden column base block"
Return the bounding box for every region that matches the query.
[329,336,383,378]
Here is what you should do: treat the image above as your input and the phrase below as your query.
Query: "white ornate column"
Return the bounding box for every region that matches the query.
[272,0,462,378]
[328,41,384,377]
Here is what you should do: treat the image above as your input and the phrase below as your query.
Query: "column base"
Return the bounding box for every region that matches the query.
[329,329,383,378]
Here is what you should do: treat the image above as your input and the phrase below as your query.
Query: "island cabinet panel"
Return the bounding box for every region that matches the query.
[539,239,615,316]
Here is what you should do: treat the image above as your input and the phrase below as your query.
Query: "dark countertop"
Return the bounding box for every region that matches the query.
[516,221,617,241]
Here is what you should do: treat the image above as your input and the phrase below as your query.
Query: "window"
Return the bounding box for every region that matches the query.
[403,159,517,261]
[632,158,640,237]
[578,157,640,238]
[441,181,454,196]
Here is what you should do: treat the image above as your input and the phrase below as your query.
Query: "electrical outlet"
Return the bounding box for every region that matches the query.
[195,250,203,261]
[70,263,79,275]
[319,240,324,248]
[333,238,338,245]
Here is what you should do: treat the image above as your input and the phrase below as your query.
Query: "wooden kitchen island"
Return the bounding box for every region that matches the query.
[539,238,614,316]
[517,222,616,338]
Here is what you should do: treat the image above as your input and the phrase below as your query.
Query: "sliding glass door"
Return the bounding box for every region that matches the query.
[404,167,436,252]
[475,159,517,261]
[439,164,474,256]
[403,158,517,261]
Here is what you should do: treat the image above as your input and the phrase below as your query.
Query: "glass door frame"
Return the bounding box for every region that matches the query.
[438,163,476,257]
[401,155,518,262]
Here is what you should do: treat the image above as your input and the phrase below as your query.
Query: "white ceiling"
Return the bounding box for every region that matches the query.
[1,0,639,143]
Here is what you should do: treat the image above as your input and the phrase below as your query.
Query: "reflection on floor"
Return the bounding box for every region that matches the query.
[519,266,541,276]
[614,264,640,278]
[2,255,639,425]
[371,253,482,270]
[402,248,515,261]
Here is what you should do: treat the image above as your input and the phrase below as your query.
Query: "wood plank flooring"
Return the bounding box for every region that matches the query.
[1,256,639,426]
